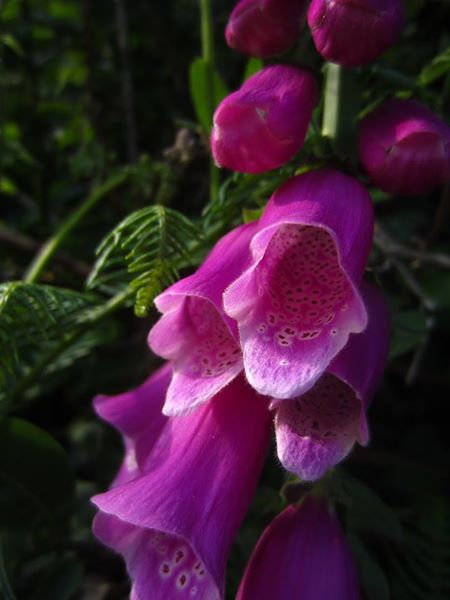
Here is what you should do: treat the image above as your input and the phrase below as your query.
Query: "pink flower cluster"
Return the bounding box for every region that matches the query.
[91,1,449,599]
[226,0,405,66]
[92,167,389,598]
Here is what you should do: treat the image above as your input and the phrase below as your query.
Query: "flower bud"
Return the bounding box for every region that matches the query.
[307,0,405,67]
[211,65,317,174]
[236,495,360,600]
[358,99,450,196]
[225,0,308,58]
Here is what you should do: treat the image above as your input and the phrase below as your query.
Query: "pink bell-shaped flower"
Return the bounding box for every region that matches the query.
[223,168,374,400]
[211,65,318,174]
[225,0,308,58]
[236,495,360,600]
[274,282,390,481]
[148,221,257,416]
[307,0,405,68]
[92,366,271,600]
[358,99,450,196]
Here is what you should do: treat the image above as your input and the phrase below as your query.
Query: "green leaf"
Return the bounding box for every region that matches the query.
[189,58,228,132]
[389,310,428,359]
[0,418,75,529]
[419,48,450,86]
[350,535,390,600]
[242,58,263,81]
[0,283,115,406]
[242,207,263,223]
[87,205,201,317]
[340,472,403,542]
[387,499,450,600]
[0,33,24,56]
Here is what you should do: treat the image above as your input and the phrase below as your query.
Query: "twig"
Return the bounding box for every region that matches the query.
[0,224,91,278]
[405,316,435,386]
[374,222,438,313]
[375,222,450,269]
[24,171,129,284]
[114,0,139,163]
[425,183,450,248]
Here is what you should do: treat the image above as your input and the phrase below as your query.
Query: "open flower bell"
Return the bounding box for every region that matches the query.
[225,0,308,58]
[236,495,360,600]
[358,99,450,196]
[308,0,405,68]
[148,222,257,416]
[223,169,374,400]
[274,282,390,481]
[92,366,271,600]
[211,65,317,174]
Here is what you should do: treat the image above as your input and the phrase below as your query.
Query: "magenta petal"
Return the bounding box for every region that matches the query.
[211,65,318,174]
[236,496,360,600]
[225,0,308,58]
[94,364,171,473]
[274,282,390,481]
[308,0,405,68]
[224,169,373,399]
[148,222,258,415]
[328,281,391,444]
[92,375,271,599]
[275,373,361,481]
[358,99,450,196]
[94,514,220,600]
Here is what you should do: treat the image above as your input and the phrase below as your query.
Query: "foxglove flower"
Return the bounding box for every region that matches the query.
[225,0,308,58]
[307,0,405,68]
[358,99,450,196]
[224,169,373,400]
[236,495,360,600]
[211,65,318,174]
[274,282,390,481]
[92,368,271,600]
[148,221,258,416]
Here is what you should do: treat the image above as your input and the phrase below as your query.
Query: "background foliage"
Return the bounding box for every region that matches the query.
[0,0,449,598]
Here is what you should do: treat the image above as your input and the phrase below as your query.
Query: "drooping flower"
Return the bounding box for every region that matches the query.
[223,168,374,400]
[236,495,360,600]
[92,368,271,600]
[225,0,308,59]
[148,221,258,416]
[211,65,318,174]
[358,99,450,196]
[274,281,390,481]
[307,0,405,68]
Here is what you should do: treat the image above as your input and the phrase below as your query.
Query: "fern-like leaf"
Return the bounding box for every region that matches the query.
[0,282,115,407]
[87,205,201,316]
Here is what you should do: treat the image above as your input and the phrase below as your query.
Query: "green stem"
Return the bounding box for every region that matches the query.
[7,287,134,405]
[322,63,360,157]
[24,170,129,283]
[200,0,219,203]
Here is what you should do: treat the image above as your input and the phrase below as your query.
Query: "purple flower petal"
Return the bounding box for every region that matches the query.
[148,222,257,415]
[358,99,450,196]
[274,282,390,481]
[211,65,317,174]
[224,169,373,399]
[236,496,360,600]
[92,374,271,600]
[225,0,309,58]
[308,0,405,68]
